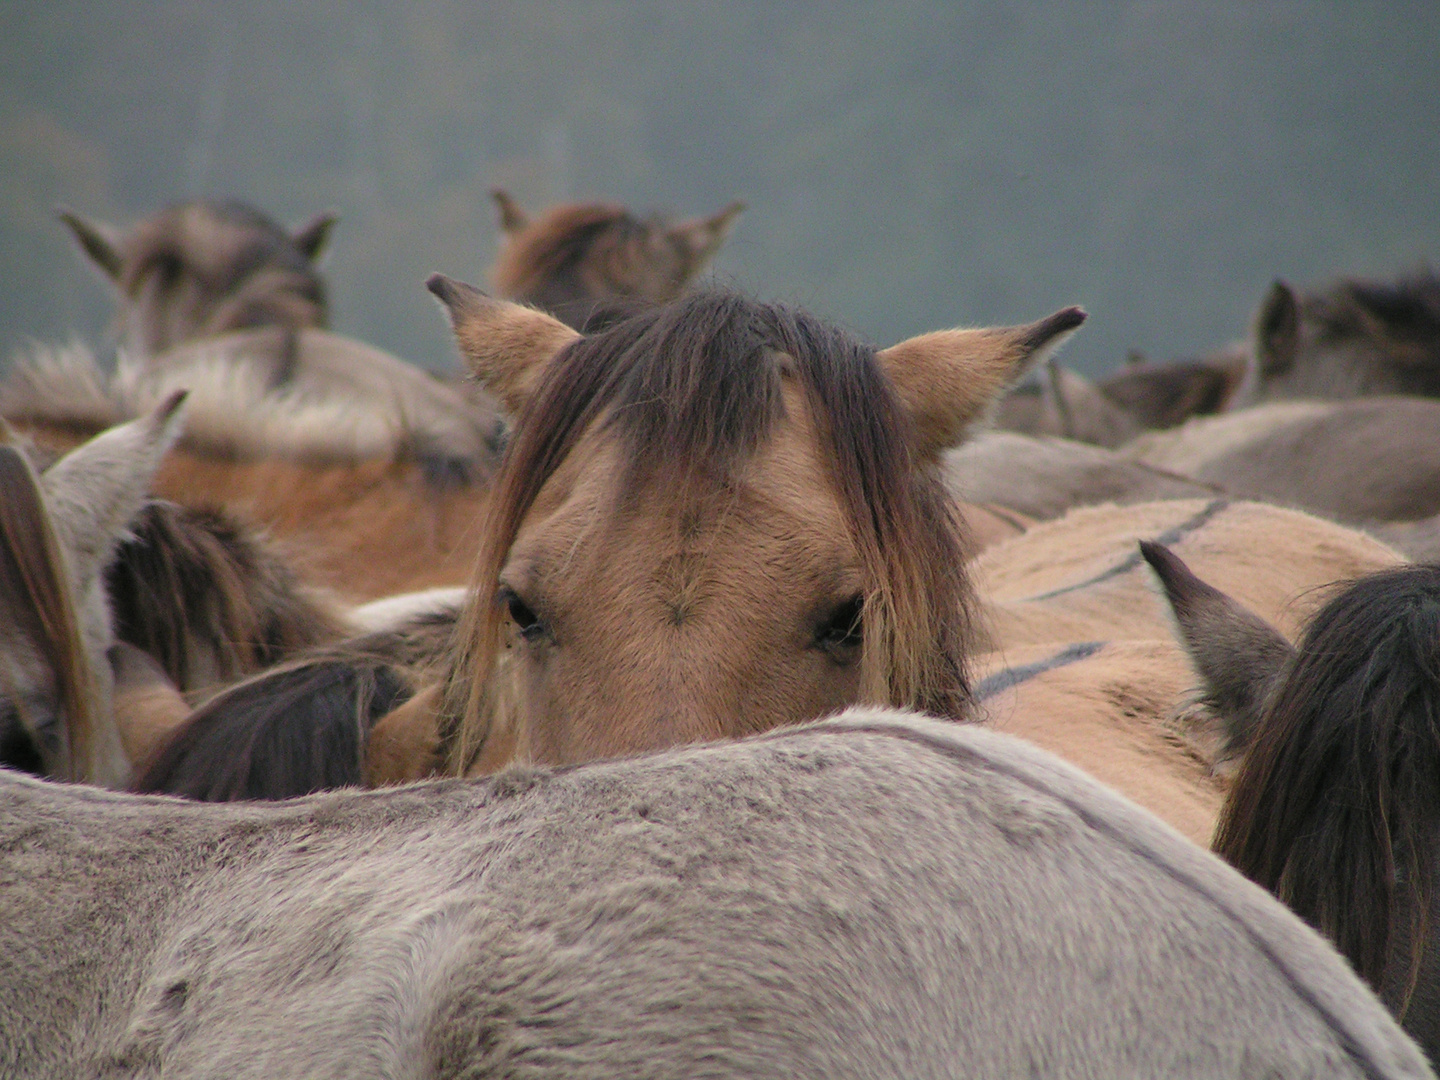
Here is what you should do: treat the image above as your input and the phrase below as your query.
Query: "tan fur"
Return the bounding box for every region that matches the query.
[467,383,867,768]
[361,682,444,786]
[427,274,579,416]
[107,642,191,774]
[979,639,1224,846]
[976,498,1404,651]
[876,307,1086,462]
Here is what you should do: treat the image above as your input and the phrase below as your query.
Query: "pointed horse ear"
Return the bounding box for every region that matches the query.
[57,207,124,283]
[877,305,1087,462]
[291,211,338,262]
[1140,540,1295,760]
[491,189,529,235]
[427,273,579,417]
[1253,279,1299,378]
[669,200,745,267]
[39,390,187,599]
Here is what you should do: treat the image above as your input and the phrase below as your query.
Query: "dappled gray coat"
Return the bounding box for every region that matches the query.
[0,710,1429,1079]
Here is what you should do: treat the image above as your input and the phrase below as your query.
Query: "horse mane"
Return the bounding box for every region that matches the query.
[439,290,977,773]
[1310,269,1440,387]
[135,608,457,801]
[490,202,637,301]
[0,343,444,466]
[104,500,351,692]
[0,447,98,777]
[1214,564,1440,1007]
[119,200,328,331]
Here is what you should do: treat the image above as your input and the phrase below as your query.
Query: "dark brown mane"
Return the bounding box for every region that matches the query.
[490,203,637,302]
[1310,269,1440,386]
[1214,564,1440,1008]
[440,290,977,772]
[0,447,95,777]
[104,501,351,692]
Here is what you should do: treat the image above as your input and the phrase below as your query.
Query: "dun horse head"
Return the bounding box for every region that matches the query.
[0,395,186,785]
[59,201,336,358]
[1235,270,1440,405]
[409,280,1084,775]
[488,191,745,329]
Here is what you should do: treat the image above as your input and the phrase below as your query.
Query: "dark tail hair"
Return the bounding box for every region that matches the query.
[1214,564,1440,1010]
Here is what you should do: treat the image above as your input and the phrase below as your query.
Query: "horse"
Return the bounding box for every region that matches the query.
[53,200,507,482]
[131,282,1083,796]
[1,709,1430,1079]
[2,343,503,597]
[944,429,1219,520]
[59,200,334,360]
[1121,395,1440,524]
[1232,270,1440,406]
[1142,543,1440,1064]
[965,496,1402,843]
[488,190,745,328]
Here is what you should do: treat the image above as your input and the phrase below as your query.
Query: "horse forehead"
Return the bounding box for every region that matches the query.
[508,409,854,589]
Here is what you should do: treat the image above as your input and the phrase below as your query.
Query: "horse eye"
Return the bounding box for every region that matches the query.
[498,587,546,642]
[817,595,864,657]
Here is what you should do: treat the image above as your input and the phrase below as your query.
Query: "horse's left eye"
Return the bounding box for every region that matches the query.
[816,595,864,660]
[498,586,547,643]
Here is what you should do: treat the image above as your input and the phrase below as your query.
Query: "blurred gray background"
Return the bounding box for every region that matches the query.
[2,1,1437,373]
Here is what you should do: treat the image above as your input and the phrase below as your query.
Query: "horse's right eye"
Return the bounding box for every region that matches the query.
[499,587,546,642]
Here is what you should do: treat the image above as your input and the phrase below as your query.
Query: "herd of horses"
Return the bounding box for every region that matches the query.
[2,191,1440,1076]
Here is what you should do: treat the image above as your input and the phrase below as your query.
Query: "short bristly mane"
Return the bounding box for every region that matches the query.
[1214,564,1440,1010]
[439,291,977,773]
[490,203,637,300]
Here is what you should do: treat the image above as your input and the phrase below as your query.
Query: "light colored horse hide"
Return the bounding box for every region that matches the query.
[968,499,1405,844]
[975,498,1404,650]
[3,336,505,477]
[944,429,1217,520]
[1121,396,1440,524]
[0,711,1429,1079]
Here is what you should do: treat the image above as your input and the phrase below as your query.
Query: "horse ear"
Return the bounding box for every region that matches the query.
[668,200,745,266]
[39,390,187,597]
[1140,541,1294,759]
[878,306,1086,462]
[491,189,529,235]
[427,273,579,417]
[1254,279,1299,377]
[57,207,124,283]
[291,211,338,262]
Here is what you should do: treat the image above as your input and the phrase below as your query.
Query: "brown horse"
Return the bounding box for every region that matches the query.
[2,344,503,598]
[489,190,745,328]
[1145,544,1440,1065]
[1233,270,1440,406]
[137,283,1086,796]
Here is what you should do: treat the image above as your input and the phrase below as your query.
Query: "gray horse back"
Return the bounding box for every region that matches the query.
[0,709,1428,1079]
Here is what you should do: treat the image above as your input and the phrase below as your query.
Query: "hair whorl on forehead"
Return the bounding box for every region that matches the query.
[439,290,976,773]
